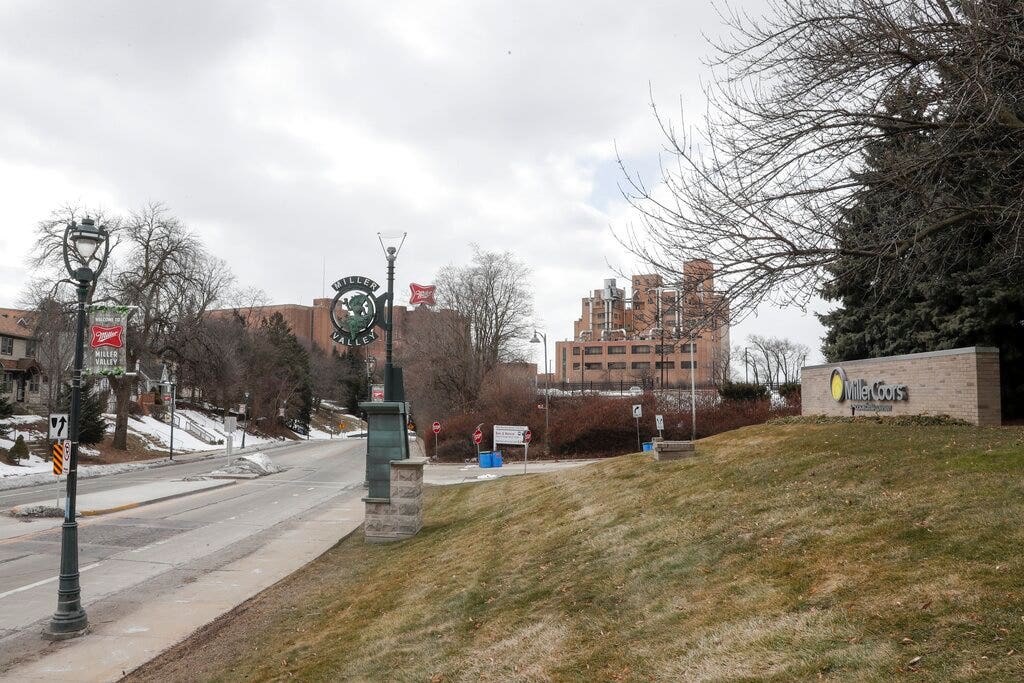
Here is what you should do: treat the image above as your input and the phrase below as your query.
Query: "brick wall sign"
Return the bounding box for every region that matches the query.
[801,346,1001,426]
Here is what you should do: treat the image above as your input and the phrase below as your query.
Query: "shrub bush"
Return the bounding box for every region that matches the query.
[719,382,769,401]
[9,435,29,462]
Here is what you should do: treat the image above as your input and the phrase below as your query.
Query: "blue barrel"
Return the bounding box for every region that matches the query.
[479,452,493,468]
[642,442,653,452]
[491,451,503,467]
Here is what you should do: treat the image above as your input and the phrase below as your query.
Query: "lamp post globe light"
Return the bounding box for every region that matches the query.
[377,232,407,401]
[530,330,550,455]
[46,218,110,639]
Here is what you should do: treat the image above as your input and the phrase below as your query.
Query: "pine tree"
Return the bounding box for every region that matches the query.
[0,392,13,438]
[820,83,1024,417]
[58,381,109,445]
[262,313,314,435]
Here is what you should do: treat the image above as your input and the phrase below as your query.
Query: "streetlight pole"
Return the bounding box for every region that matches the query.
[378,233,406,401]
[241,391,249,449]
[530,330,550,456]
[46,217,109,639]
[167,376,176,461]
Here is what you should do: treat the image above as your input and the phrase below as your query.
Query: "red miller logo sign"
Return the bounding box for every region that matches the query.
[409,283,436,306]
[90,325,124,349]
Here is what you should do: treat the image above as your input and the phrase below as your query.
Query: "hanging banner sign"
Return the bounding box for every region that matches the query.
[86,305,130,376]
[409,283,436,306]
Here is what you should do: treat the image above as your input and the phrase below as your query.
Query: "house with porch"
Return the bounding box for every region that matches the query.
[0,308,45,408]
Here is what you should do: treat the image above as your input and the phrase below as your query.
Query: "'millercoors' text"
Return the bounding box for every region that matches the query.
[842,378,906,402]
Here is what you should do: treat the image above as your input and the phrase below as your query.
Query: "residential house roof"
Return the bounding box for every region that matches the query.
[0,308,36,340]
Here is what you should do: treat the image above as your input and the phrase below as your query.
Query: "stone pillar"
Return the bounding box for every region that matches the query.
[363,457,426,543]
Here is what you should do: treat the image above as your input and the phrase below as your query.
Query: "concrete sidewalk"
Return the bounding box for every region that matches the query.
[424,459,596,485]
[10,479,236,517]
[2,490,366,681]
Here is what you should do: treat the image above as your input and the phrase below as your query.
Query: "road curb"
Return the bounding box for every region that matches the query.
[79,480,237,516]
[5,481,240,518]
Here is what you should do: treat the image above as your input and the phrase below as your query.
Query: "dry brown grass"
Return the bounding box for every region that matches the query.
[127,422,1024,682]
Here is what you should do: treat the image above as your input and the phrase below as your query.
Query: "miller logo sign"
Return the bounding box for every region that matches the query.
[830,367,908,403]
[329,275,387,347]
[86,305,130,376]
[409,283,436,306]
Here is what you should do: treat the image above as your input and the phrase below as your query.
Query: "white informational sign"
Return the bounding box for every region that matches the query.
[632,404,642,419]
[48,413,69,440]
[371,384,385,402]
[224,416,237,433]
[655,414,664,431]
[493,425,529,446]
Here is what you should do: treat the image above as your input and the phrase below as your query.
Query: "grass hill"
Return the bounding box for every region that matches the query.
[128,421,1024,681]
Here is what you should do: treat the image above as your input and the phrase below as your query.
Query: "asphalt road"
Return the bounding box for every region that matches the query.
[0,438,366,676]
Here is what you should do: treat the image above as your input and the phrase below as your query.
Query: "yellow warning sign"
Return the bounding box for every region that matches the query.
[52,442,64,476]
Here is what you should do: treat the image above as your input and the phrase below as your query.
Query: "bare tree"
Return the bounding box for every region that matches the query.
[746,335,810,387]
[435,246,534,387]
[620,0,1024,318]
[29,202,234,449]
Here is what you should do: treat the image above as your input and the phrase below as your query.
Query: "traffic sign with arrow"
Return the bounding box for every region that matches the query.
[48,413,69,440]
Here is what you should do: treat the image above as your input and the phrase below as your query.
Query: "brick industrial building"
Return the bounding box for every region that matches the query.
[553,260,730,389]
[207,298,458,364]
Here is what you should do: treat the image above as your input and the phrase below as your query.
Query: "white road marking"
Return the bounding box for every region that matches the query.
[0,562,102,600]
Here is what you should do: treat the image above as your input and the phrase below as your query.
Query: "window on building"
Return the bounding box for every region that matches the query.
[607,362,627,370]
[584,362,602,370]
[631,345,651,354]
[679,343,695,353]
[572,362,580,370]
[584,346,602,355]
[607,345,626,355]
[25,340,37,358]
[0,372,11,393]
[572,347,581,356]
[656,361,676,369]
[631,361,650,369]
[654,344,675,355]
[0,336,12,355]
[680,360,696,369]
[28,373,40,393]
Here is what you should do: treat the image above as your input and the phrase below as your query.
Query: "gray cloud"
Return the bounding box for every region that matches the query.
[0,0,823,361]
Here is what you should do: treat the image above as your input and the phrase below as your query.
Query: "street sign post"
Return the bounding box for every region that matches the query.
[48,413,69,440]
[432,421,441,460]
[523,429,532,474]
[472,427,483,460]
[632,405,642,452]
[655,414,664,438]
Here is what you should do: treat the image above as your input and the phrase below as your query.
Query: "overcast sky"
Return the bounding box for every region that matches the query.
[0,0,827,367]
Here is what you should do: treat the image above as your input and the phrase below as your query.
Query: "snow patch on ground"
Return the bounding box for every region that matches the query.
[207,453,284,478]
[0,454,51,478]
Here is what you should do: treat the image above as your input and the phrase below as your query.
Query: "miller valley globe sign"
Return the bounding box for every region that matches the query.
[830,366,908,412]
[329,275,387,347]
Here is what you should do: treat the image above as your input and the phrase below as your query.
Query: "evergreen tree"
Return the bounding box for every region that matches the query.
[58,381,109,445]
[820,84,1024,417]
[0,392,13,438]
[262,313,313,435]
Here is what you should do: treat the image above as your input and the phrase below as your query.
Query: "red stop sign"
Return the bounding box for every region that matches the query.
[523,429,532,444]
[432,421,441,434]
[472,429,483,445]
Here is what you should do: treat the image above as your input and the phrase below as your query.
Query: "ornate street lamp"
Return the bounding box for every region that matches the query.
[46,217,110,639]
[377,232,406,401]
[530,330,550,455]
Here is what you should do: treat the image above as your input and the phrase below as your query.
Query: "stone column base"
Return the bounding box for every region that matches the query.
[363,457,426,543]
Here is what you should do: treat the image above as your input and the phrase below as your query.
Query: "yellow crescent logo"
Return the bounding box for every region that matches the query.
[830,368,846,402]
